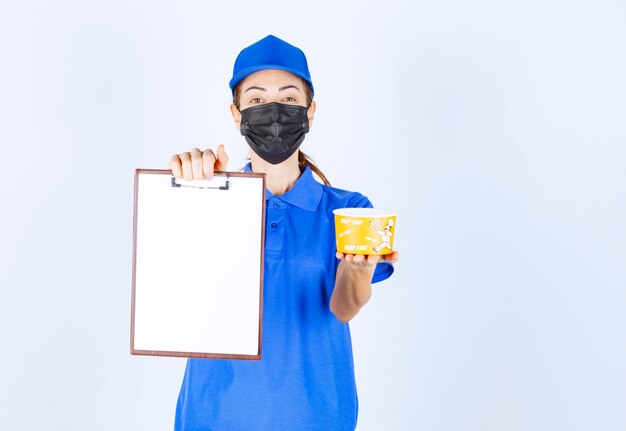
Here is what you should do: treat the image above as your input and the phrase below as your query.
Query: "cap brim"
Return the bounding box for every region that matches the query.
[229,64,314,95]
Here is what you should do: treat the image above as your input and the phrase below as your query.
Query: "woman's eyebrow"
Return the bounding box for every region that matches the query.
[244,85,301,93]
[244,86,266,93]
[279,85,301,92]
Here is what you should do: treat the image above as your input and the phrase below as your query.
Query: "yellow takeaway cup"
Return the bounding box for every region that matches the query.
[333,208,397,255]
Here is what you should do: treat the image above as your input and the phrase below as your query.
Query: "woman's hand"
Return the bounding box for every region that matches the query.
[335,251,399,267]
[330,251,399,322]
[167,145,229,180]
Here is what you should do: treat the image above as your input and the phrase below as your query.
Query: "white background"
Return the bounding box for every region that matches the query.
[1,1,625,430]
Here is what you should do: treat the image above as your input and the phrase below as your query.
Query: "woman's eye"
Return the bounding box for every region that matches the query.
[250,98,262,104]
[283,96,297,102]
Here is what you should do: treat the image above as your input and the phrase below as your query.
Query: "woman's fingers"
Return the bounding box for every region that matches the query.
[215,144,229,172]
[201,149,217,180]
[168,155,183,178]
[168,146,229,180]
[337,253,376,265]
[179,152,193,180]
[381,251,399,264]
[335,252,398,266]
[190,148,204,180]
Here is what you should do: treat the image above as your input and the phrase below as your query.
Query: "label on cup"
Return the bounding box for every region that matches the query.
[333,208,397,255]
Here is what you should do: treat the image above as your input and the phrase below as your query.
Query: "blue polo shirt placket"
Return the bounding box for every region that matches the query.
[266,197,286,253]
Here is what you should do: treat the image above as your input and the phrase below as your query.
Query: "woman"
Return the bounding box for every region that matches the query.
[168,35,398,431]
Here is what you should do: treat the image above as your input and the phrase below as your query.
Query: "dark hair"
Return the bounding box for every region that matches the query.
[233,77,331,186]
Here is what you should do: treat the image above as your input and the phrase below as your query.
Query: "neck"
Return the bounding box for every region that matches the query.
[250,151,301,196]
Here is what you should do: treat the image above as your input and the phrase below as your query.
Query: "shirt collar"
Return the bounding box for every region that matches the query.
[243,162,323,212]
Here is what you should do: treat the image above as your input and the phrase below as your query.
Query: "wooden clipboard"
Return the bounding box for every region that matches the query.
[131,169,266,360]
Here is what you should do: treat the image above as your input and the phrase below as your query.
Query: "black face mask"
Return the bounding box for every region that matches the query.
[239,102,309,165]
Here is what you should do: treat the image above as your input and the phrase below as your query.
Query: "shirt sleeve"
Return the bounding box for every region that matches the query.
[372,261,394,283]
[349,194,395,285]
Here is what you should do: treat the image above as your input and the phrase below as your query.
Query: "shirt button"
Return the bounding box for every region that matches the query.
[273,202,280,209]
[271,223,278,229]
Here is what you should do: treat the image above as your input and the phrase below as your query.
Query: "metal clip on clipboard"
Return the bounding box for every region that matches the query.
[171,173,230,190]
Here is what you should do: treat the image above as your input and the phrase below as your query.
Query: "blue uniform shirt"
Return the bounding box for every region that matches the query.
[175,165,394,431]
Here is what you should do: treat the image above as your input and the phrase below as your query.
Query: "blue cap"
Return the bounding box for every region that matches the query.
[229,35,314,95]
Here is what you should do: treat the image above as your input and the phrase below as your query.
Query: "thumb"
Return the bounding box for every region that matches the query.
[215,144,229,171]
